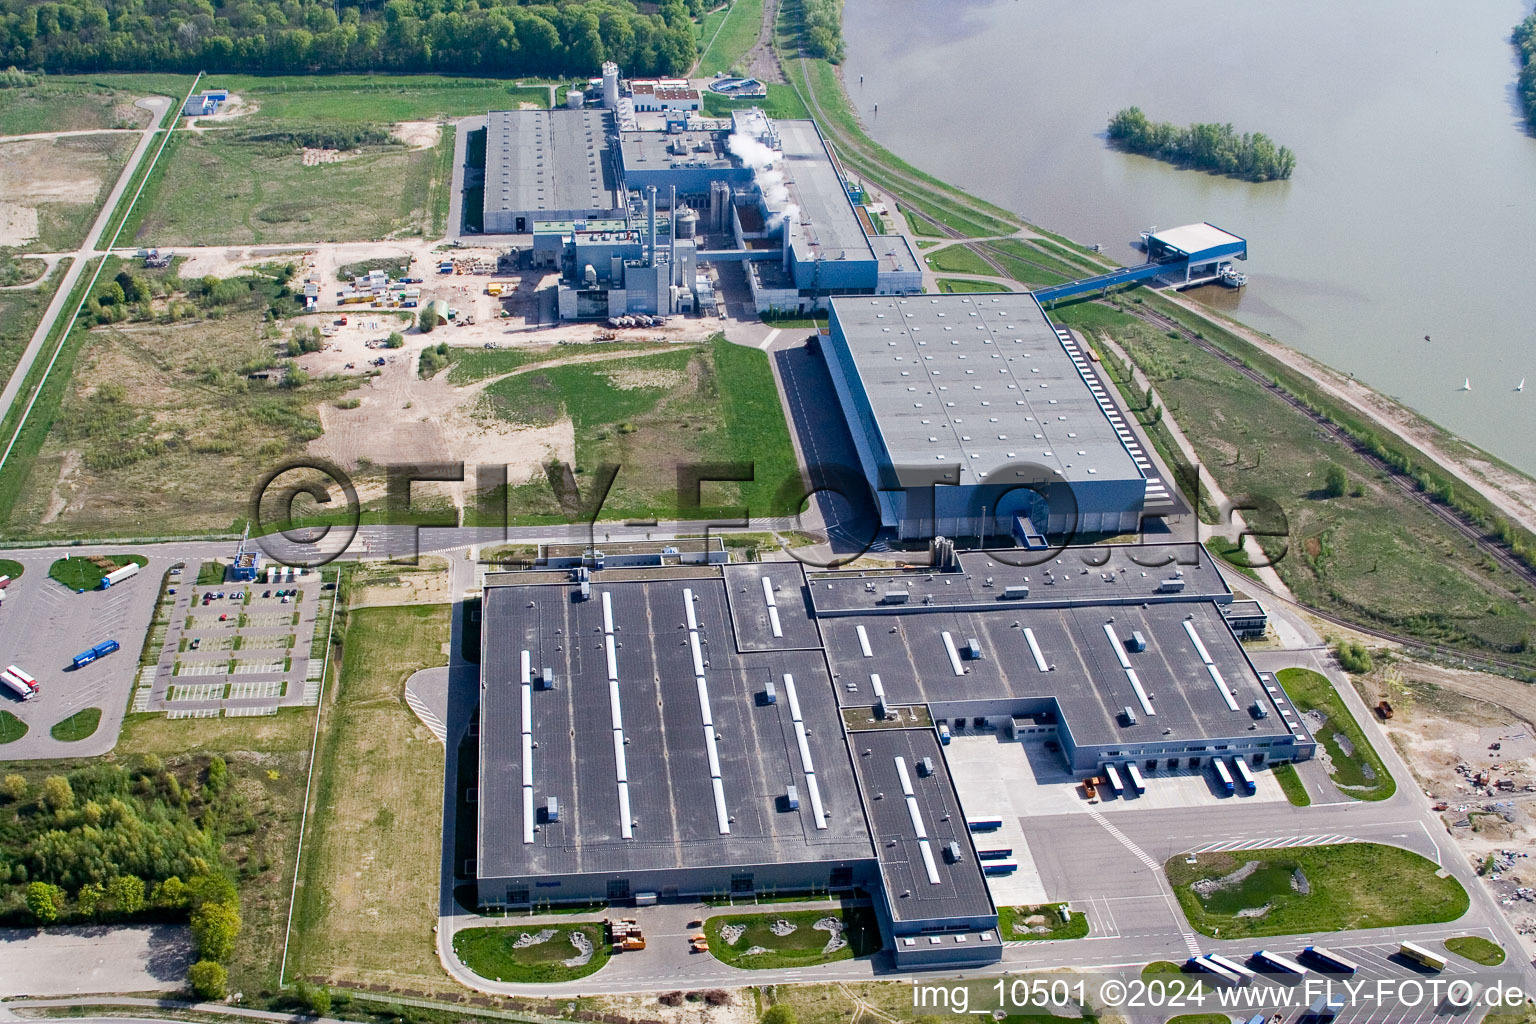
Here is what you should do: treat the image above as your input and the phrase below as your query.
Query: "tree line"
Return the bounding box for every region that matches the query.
[0,0,698,78]
[799,0,844,62]
[1107,106,1296,182]
[1516,13,1536,130]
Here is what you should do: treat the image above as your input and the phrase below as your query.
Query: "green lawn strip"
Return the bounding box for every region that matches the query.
[0,560,22,582]
[1203,538,1261,582]
[197,561,227,586]
[117,131,184,245]
[0,79,171,134]
[444,342,670,385]
[0,710,26,743]
[451,923,610,983]
[704,906,880,969]
[996,903,1088,941]
[938,279,1005,294]
[204,75,550,122]
[49,707,102,742]
[696,0,765,75]
[428,124,457,237]
[1271,762,1311,807]
[48,554,149,591]
[1166,842,1467,938]
[1276,668,1394,800]
[709,336,803,517]
[97,137,167,250]
[1443,935,1505,965]
[923,244,995,276]
[702,83,813,121]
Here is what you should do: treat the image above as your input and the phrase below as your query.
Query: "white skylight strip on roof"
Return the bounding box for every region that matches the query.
[856,624,873,657]
[894,755,916,797]
[760,576,777,607]
[1103,623,1133,669]
[794,721,815,775]
[520,649,532,685]
[941,631,965,676]
[711,778,731,835]
[805,773,828,830]
[870,673,885,701]
[521,683,532,735]
[523,786,535,844]
[689,632,706,679]
[696,676,713,727]
[1207,664,1239,711]
[609,679,623,730]
[605,635,619,681]
[768,605,783,638]
[918,839,942,884]
[783,673,803,723]
[683,588,698,631]
[618,782,633,839]
[522,731,533,788]
[1125,668,1156,716]
[1182,620,1214,665]
[613,728,628,783]
[705,724,722,777]
[1023,627,1048,671]
[602,591,615,634]
[906,794,927,839]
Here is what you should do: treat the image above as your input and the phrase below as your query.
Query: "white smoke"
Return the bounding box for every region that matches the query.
[766,203,798,231]
[728,131,797,220]
[727,132,779,170]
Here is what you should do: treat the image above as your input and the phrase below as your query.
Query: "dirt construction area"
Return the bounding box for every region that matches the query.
[0,134,127,247]
[1357,661,1536,957]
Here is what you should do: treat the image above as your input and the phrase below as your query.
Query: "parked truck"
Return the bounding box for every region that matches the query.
[1,666,38,700]
[100,563,140,588]
[72,638,120,669]
[1376,700,1394,720]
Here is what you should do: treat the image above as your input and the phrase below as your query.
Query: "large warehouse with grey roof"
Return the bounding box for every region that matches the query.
[474,542,1314,969]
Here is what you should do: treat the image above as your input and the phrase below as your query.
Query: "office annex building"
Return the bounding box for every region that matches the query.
[476,545,1315,968]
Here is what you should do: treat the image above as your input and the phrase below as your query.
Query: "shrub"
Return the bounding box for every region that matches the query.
[191,900,241,962]
[25,881,66,923]
[385,331,404,349]
[1336,640,1374,674]
[0,774,25,801]
[188,960,228,1000]
[761,1005,797,1024]
[1323,463,1347,498]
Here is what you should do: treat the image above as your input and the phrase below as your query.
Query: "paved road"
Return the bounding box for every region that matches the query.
[0,94,174,471]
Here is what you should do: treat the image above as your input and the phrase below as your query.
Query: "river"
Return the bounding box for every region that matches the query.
[842,0,1536,474]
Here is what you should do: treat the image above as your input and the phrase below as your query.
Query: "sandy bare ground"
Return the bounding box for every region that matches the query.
[301,147,353,166]
[0,202,39,247]
[595,991,754,1024]
[391,120,442,149]
[1363,663,1536,955]
[1163,289,1536,535]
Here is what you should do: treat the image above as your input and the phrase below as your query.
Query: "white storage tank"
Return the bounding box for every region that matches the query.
[566,89,584,109]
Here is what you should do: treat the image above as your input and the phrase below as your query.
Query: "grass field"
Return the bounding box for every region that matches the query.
[476,337,802,523]
[938,278,1004,294]
[452,923,611,984]
[1053,293,1536,663]
[0,79,161,135]
[696,0,765,75]
[290,603,451,992]
[0,559,21,580]
[1276,668,1394,800]
[6,310,361,539]
[2,133,134,251]
[49,707,102,741]
[124,130,438,246]
[48,553,148,590]
[1444,935,1505,965]
[205,75,550,123]
[1271,761,1312,806]
[427,124,457,238]
[996,903,1089,941]
[704,906,880,969]
[1166,842,1468,938]
[702,83,812,121]
[924,244,995,276]
[0,710,25,743]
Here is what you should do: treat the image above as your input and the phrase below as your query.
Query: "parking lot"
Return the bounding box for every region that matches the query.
[137,560,331,716]
[0,550,175,757]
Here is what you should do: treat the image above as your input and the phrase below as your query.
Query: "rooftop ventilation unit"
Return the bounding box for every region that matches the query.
[538,667,556,690]
[546,796,560,822]
[1158,577,1186,592]
[1121,705,1138,726]
[944,840,962,863]
[883,589,909,605]
[1002,585,1030,599]
[763,679,777,704]
[917,756,935,778]
[965,638,983,660]
[785,784,800,810]
[1126,631,1147,653]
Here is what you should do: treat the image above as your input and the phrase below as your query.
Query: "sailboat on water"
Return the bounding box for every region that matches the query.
[1518,379,1526,393]
[1461,378,1471,391]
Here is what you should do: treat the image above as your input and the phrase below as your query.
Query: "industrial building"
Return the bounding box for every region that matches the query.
[479,64,920,318]
[823,292,1176,542]
[474,542,1312,969]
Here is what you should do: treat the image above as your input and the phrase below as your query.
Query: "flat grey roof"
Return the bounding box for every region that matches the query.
[619,128,735,173]
[809,544,1230,615]
[828,294,1144,486]
[869,232,921,276]
[777,119,874,266]
[820,600,1297,750]
[485,109,620,217]
[478,573,873,882]
[850,729,995,924]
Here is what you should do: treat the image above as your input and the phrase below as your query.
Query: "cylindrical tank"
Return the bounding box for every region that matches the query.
[602,62,620,109]
[675,207,698,239]
[566,89,584,109]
